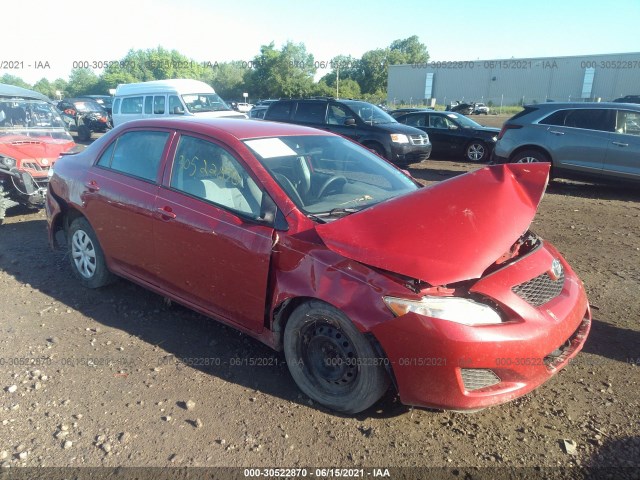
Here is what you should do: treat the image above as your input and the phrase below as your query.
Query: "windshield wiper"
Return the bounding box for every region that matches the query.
[307,207,362,222]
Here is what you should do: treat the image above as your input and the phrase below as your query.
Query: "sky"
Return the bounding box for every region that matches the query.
[2,0,639,85]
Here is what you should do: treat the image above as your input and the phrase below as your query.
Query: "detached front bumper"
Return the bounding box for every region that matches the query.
[370,243,591,411]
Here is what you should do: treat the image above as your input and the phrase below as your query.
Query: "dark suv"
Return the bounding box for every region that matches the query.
[264,98,431,166]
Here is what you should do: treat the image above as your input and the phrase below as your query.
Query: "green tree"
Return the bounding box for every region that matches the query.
[0,74,31,89]
[388,35,429,64]
[66,68,99,96]
[211,61,248,100]
[245,41,316,98]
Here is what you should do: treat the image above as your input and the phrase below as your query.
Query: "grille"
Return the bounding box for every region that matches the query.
[21,162,49,172]
[460,369,501,391]
[409,134,429,145]
[512,271,565,307]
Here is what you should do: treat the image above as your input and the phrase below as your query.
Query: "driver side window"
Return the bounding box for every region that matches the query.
[170,135,262,216]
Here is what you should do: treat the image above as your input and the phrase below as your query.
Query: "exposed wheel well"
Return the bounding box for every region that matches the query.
[362,141,387,158]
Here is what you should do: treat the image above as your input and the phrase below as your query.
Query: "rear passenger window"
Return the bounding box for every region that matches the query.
[267,102,293,121]
[616,110,640,136]
[121,96,143,114]
[293,102,327,124]
[100,131,169,182]
[154,96,165,115]
[541,109,613,132]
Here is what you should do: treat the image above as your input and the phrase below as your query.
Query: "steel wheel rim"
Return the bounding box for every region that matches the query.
[71,230,97,278]
[467,144,485,161]
[302,322,358,388]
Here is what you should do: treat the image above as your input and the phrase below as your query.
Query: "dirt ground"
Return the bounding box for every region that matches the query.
[0,116,639,479]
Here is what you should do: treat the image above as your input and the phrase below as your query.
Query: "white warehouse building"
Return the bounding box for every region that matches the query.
[387,52,640,107]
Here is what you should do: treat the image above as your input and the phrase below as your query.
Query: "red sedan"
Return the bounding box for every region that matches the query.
[46,118,590,414]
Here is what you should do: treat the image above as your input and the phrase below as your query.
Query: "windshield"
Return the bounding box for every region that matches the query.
[445,112,483,128]
[343,100,397,125]
[243,135,418,217]
[72,100,104,113]
[0,99,71,140]
[182,93,231,113]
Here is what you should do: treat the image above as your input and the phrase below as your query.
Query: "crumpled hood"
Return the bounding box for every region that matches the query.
[316,163,550,285]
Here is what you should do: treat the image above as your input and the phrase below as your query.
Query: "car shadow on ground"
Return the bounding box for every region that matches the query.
[0,217,409,418]
[547,179,640,202]
[580,316,640,366]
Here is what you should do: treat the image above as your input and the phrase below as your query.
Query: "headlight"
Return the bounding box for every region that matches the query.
[390,134,409,144]
[383,295,503,326]
[491,135,498,142]
[47,165,55,179]
[1,156,17,168]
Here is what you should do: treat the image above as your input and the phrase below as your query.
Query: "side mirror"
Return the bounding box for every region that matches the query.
[258,192,288,230]
[344,117,356,126]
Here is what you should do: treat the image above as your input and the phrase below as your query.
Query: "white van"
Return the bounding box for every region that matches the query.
[112,79,245,126]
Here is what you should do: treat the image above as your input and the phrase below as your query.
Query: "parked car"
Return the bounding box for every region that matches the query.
[77,95,113,116]
[235,102,253,113]
[446,101,474,115]
[248,105,268,119]
[388,108,432,119]
[492,102,640,184]
[396,110,499,162]
[57,98,111,141]
[473,103,490,115]
[47,117,591,414]
[0,83,77,224]
[264,98,431,166]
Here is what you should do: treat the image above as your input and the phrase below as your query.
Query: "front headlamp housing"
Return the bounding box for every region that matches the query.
[383,295,503,326]
[1,156,17,168]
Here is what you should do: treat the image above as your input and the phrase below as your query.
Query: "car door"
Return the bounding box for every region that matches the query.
[81,129,173,281]
[153,133,275,332]
[539,108,614,175]
[605,109,640,181]
[325,102,361,142]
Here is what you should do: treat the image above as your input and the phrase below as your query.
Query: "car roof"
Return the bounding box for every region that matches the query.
[116,117,334,141]
[0,83,52,103]
[525,102,640,109]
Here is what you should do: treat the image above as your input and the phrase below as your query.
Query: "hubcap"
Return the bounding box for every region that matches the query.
[467,144,485,161]
[71,230,97,278]
[303,323,357,387]
[516,156,539,163]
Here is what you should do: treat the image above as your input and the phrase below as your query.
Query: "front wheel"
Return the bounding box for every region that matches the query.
[68,217,115,288]
[465,141,488,162]
[511,149,550,164]
[284,301,390,414]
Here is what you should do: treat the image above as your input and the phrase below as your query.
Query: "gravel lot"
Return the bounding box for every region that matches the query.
[0,116,638,479]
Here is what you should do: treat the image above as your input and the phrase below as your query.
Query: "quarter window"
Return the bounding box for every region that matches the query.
[154,96,166,115]
[266,102,293,121]
[99,131,169,182]
[169,95,184,115]
[403,114,426,127]
[616,110,640,136]
[170,135,262,216]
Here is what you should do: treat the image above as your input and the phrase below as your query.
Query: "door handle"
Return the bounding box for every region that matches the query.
[612,141,629,147]
[157,206,177,219]
[549,130,565,136]
[84,180,100,192]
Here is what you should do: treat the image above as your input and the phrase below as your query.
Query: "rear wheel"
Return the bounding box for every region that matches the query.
[283,301,390,414]
[465,141,488,162]
[68,217,115,288]
[511,149,550,164]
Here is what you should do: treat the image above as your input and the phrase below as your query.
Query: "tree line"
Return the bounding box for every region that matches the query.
[0,36,428,103]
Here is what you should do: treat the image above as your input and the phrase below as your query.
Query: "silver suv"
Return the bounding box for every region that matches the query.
[492,102,640,184]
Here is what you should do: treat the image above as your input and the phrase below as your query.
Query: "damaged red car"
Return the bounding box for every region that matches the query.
[46,118,591,414]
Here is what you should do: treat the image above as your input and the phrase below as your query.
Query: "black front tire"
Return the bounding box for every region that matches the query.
[68,217,115,288]
[284,301,390,414]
